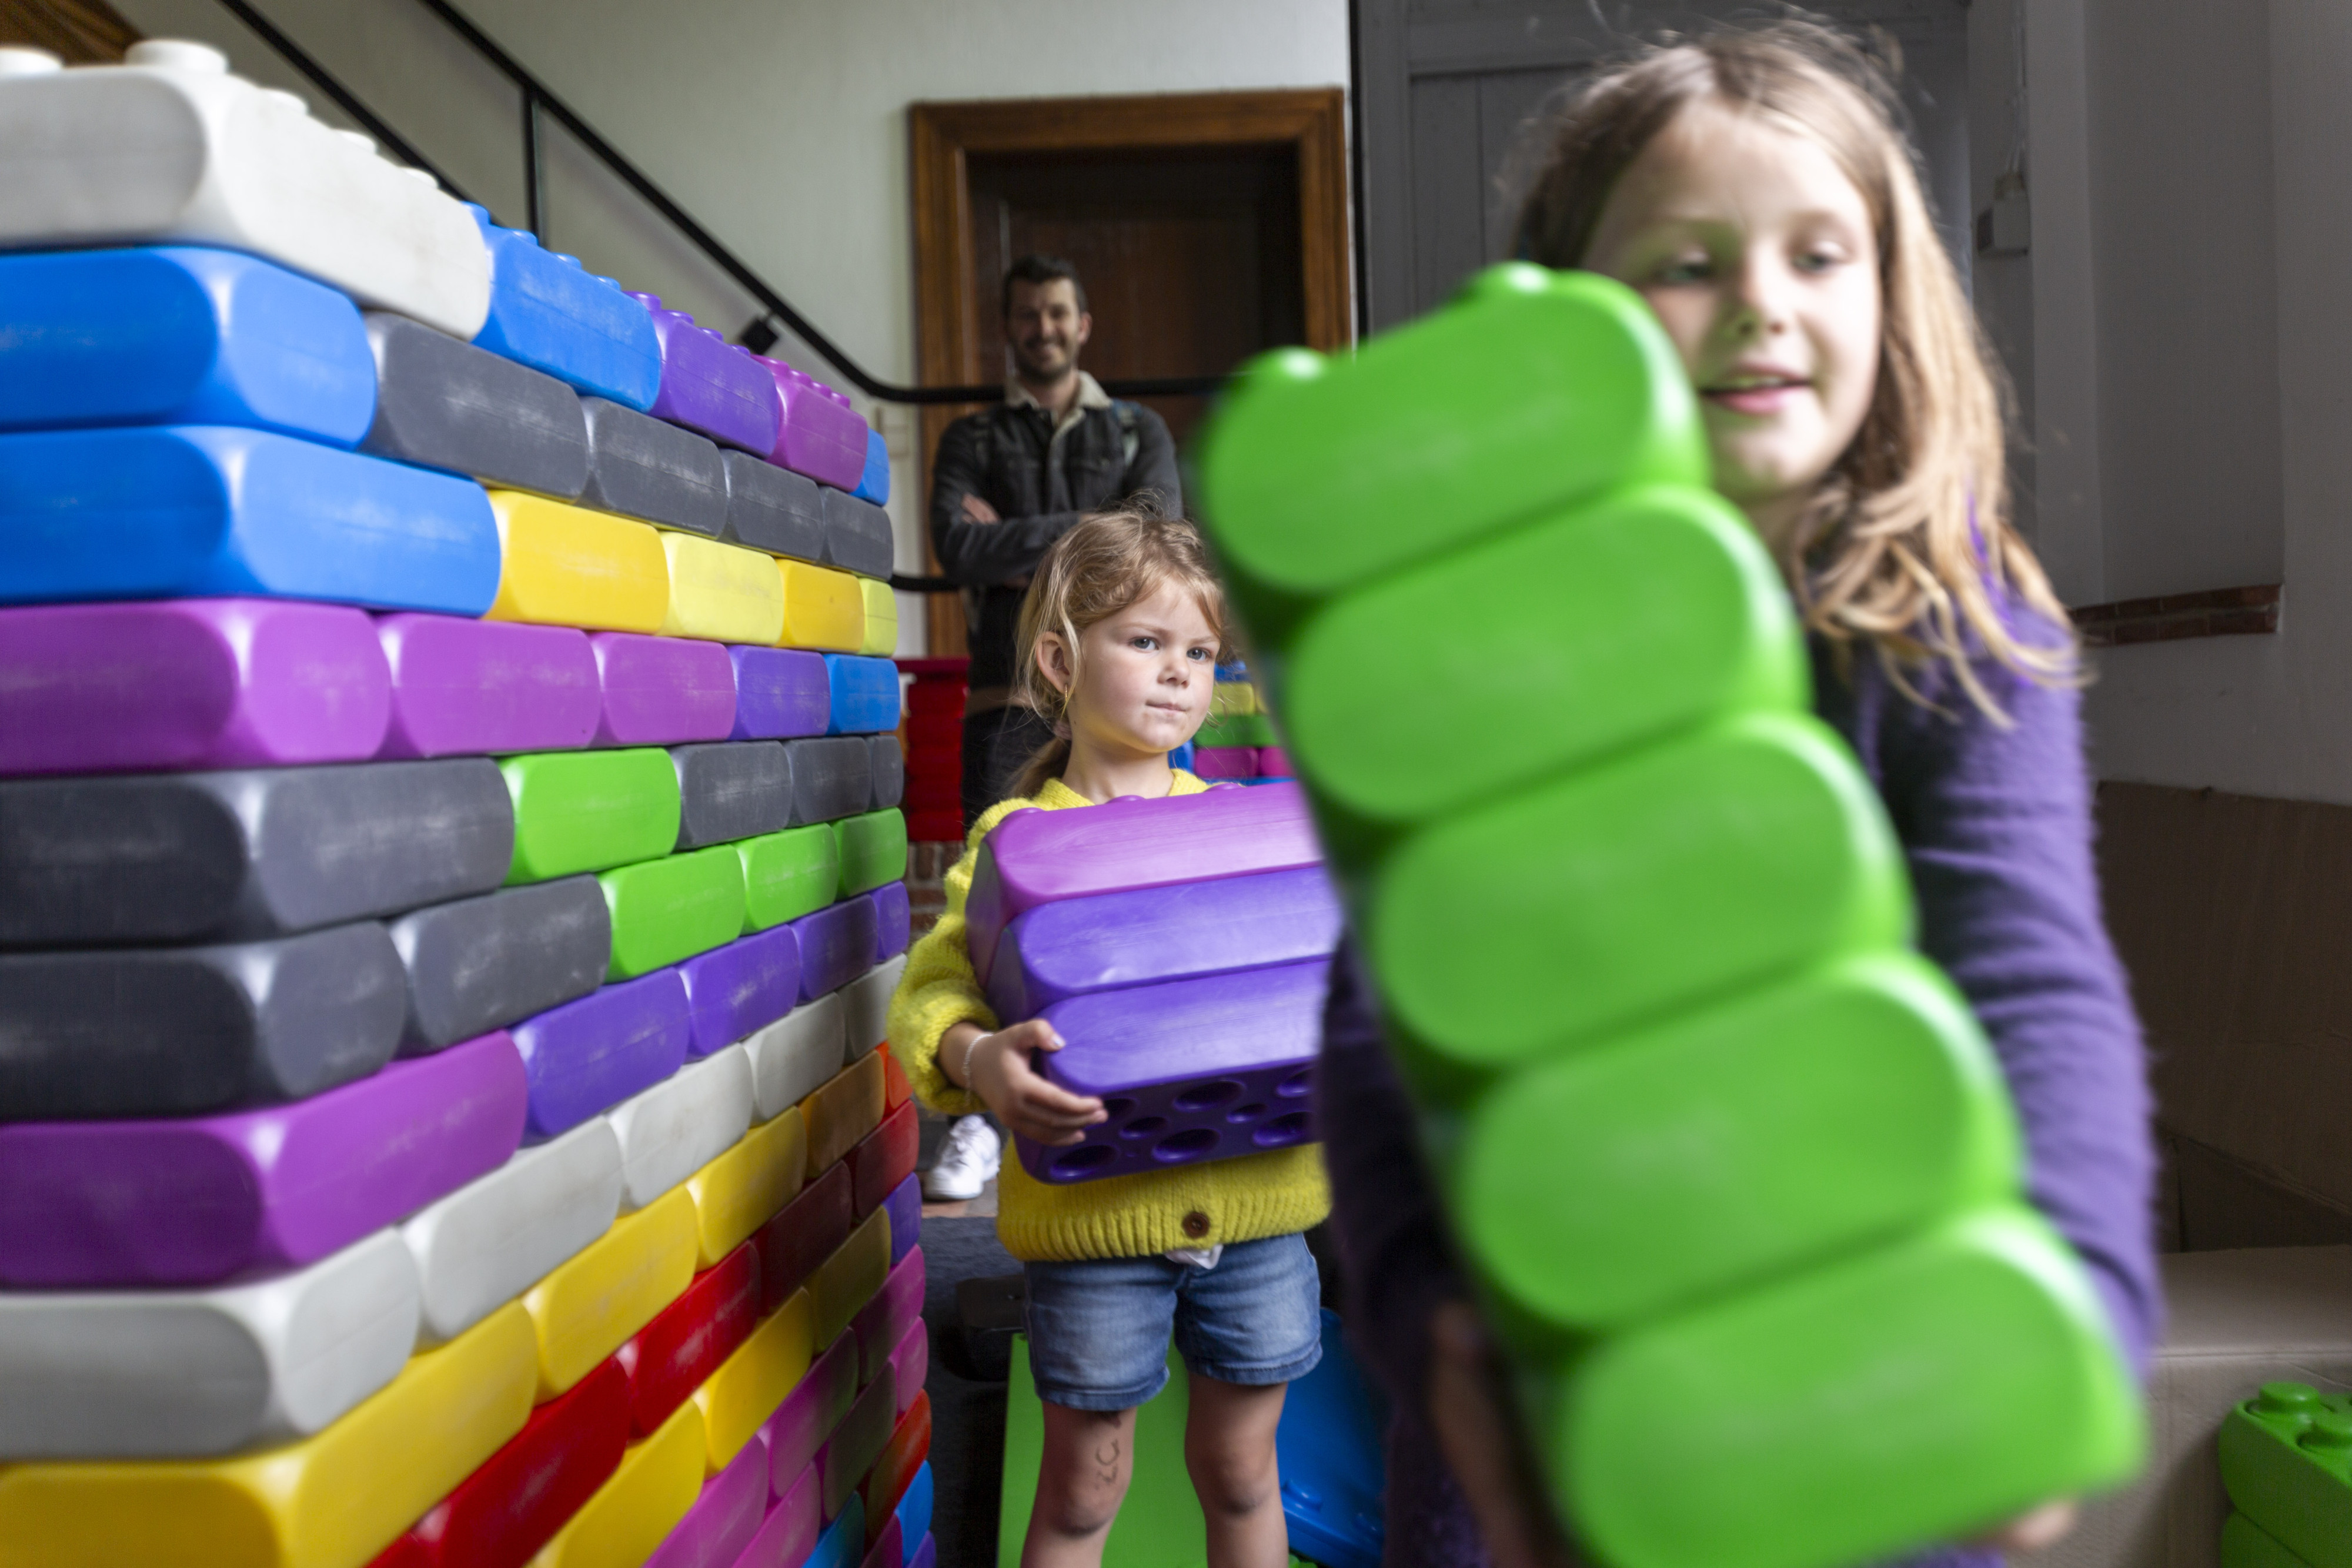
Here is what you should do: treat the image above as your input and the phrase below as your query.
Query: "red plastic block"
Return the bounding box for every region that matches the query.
[886,1318,926,1419]
[861,1392,931,1546]
[758,1162,852,1317]
[881,1052,910,1114]
[763,1330,859,1500]
[851,1247,923,1389]
[848,1102,918,1222]
[616,1241,761,1437]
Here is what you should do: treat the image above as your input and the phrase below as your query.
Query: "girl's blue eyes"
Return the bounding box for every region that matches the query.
[1128,638,1215,660]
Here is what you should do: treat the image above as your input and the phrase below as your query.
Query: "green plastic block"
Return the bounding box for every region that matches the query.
[2226,1512,2317,1568]
[598,844,747,979]
[1195,712,1277,750]
[500,748,682,885]
[2220,1383,2352,1568]
[737,823,840,931]
[835,808,908,899]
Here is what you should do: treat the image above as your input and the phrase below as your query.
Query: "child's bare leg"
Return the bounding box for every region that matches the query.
[1184,1373,1289,1568]
[1024,1401,1137,1568]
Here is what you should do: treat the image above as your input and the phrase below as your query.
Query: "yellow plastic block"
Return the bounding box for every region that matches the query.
[522,1186,697,1401]
[1210,681,1260,718]
[808,1208,891,1353]
[0,1303,535,1568]
[486,491,670,634]
[693,1287,813,1473]
[800,1050,886,1181]
[659,533,786,645]
[529,1397,704,1568]
[687,1106,807,1268]
[777,561,864,651]
[858,577,898,656]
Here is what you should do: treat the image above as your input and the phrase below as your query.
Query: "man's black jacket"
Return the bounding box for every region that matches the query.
[927,392,1181,692]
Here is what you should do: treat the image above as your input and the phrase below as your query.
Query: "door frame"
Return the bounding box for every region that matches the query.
[907,87,1352,656]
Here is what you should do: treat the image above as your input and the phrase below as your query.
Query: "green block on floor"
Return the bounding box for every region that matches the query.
[835,808,907,898]
[2221,1383,2352,1568]
[599,844,747,979]
[1195,712,1276,750]
[501,747,681,885]
[738,823,840,931]
[2227,1512,2317,1568]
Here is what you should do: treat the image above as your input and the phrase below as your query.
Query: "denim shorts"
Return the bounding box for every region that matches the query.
[1023,1233,1323,1411]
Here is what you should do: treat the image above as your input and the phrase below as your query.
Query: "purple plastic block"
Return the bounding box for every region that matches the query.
[0,598,389,776]
[736,1462,820,1568]
[756,358,866,491]
[1257,747,1294,778]
[648,1426,770,1568]
[880,1175,920,1267]
[681,925,803,1058]
[818,1365,896,1522]
[964,783,1319,985]
[0,1030,524,1288]
[852,1247,924,1388]
[592,631,737,747]
[512,968,691,1138]
[376,613,599,758]
[766,1332,858,1497]
[907,1534,934,1568]
[629,295,781,457]
[886,1318,925,1420]
[985,867,1340,1021]
[1191,745,1257,780]
[868,884,911,966]
[1014,959,1327,1185]
[795,898,880,1003]
[728,646,830,741]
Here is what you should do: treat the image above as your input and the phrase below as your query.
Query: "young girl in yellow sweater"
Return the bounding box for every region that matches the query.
[888,508,1330,1568]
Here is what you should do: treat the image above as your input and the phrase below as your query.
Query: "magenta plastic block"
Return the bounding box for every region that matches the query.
[985,867,1340,1021]
[756,358,866,491]
[766,1332,858,1497]
[376,613,600,758]
[870,885,910,967]
[0,599,389,775]
[964,783,1319,984]
[794,898,881,1003]
[511,968,692,1138]
[592,632,737,747]
[736,1462,820,1568]
[881,1176,920,1268]
[1191,746,1257,781]
[818,1367,896,1522]
[728,647,830,741]
[648,1426,770,1568]
[0,1030,524,1288]
[681,925,803,1058]
[852,1248,923,1387]
[857,1518,901,1568]
[1257,747,1294,778]
[1015,959,1326,1185]
[886,1319,925,1420]
[630,295,781,456]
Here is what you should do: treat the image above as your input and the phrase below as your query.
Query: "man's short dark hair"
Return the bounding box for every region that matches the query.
[1001,254,1087,317]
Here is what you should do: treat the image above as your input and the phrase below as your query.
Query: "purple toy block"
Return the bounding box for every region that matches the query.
[728,646,831,740]
[648,1426,770,1568]
[1014,959,1326,1185]
[0,598,389,776]
[1190,746,1257,780]
[795,898,881,1003]
[376,612,600,758]
[1257,746,1294,778]
[881,1175,920,1268]
[756,357,867,492]
[512,967,692,1138]
[629,294,782,457]
[766,1332,858,1497]
[681,925,802,1058]
[869,884,911,965]
[887,1318,925,1420]
[908,1535,934,1568]
[592,631,737,747]
[964,783,1320,985]
[984,866,1340,1022]
[0,1029,524,1288]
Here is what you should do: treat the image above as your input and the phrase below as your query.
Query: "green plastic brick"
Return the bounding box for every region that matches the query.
[737,824,840,931]
[500,748,682,885]
[2227,1512,2316,1568]
[1195,712,1278,750]
[834,808,908,898]
[2221,1383,2352,1568]
[598,844,747,979]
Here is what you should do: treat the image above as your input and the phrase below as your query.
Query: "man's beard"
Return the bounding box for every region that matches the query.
[1014,340,1070,380]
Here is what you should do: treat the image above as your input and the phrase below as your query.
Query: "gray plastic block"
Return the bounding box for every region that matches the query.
[671,741,794,851]
[868,734,903,813]
[0,760,515,949]
[785,737,872,828]
[360,313,590,499]
[579,394,727,536]
[0,922,409,1119]
[743,994,847,1121]
[821,486,895,580]
[721,449,826,563]
[402,1117,623,1346]
[390,875,612,1052]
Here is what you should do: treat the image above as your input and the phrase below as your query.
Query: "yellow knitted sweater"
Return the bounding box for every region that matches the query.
[887,774,1331,1262]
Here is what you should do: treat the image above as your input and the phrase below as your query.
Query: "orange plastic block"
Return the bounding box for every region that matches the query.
[801,1051,886,1182]
[863,1390,933,1544]
[881,1051,910,1113]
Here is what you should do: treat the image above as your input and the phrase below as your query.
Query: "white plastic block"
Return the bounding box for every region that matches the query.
[607,1043,754,1211]
[0,41,492,337]
[841,957,906,1066]
[743,994,847,1122]
[0,1228,419,1459]
[402,1118,623,1346]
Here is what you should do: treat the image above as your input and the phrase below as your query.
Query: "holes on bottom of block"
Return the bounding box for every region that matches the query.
[1153,1128,1220,1162]
[1050,1143,1116,1178]
[1254,1112,1311,1149]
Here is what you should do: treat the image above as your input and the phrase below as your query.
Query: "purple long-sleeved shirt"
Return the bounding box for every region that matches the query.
[1317,627,2161,1568]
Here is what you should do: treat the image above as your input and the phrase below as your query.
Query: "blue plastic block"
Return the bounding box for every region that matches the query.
[1214,660,1250,683]
[893,1464,933,1558]
[854,427,890,506]
[1170,740,1196,773]
[1276,1310,1387,1568]
[0,426,502,615]
[824,654,903,735]
[0,247,375,445]
[808,1495,864,1568]
[467,206,664,412]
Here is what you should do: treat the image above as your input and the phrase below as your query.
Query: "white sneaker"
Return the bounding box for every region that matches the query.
[923,1115,1001,1201]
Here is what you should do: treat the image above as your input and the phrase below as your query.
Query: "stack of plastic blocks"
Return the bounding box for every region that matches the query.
[964,783,1341,1183]
[1192,261,2145,1568]
[896,658,968,845]
[2217,1382,2352,1568]
[0,38,930,1568]
[1189,660,1291,784]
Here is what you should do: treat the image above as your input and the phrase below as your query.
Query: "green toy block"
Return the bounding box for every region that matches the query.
[500,747,682,884]
[2226,1512,2317,1568]
[1194,262,2144,1568]
[598,844,747,979]
[1195,712,1278,750]
[738,823,840,931]
[2220,1383,2352,1568]
[835,808,908,899]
